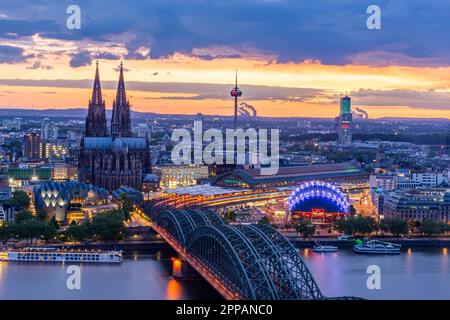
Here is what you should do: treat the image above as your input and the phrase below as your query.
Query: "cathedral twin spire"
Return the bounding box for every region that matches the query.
[111,62,132,138]
[85,61,131,138]
[92,61,103,105]
[85,61,107,137]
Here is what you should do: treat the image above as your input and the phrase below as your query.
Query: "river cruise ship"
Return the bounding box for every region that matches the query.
[0,247,123,263]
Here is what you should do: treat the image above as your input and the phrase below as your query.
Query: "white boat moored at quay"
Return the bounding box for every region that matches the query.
[353,240,401,255]
[0,247,123,263]
[313,245,339,253]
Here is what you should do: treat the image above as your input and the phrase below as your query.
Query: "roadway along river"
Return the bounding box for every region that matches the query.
[0,248,447,299]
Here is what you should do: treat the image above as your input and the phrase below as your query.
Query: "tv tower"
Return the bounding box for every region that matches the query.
[230,70,242,129]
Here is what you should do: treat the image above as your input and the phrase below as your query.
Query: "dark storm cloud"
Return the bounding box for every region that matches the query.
[94,52,121,60]
[69,51,119,68]
[191,54,242,61]
[69,51,92,67]
[0,18,59,38]
[26,61,54,70]
[1,0,450,66]
[0,45,28,63]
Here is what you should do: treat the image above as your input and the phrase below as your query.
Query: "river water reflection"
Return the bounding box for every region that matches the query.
[300,247,449,300]
[0,248,447,299]
[0,251,220,300]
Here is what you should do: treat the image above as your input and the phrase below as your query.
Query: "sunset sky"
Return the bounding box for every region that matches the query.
[0,0,450,119]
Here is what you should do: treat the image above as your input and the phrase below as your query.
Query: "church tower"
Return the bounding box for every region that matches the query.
[85,61,107,137]
[111,62,132,137]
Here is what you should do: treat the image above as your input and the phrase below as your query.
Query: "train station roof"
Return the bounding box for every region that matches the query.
[165,184,249,196]
[213,163,368,189]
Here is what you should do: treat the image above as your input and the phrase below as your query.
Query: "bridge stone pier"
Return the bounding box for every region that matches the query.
[172,258,199,278]
[149,208,325,300]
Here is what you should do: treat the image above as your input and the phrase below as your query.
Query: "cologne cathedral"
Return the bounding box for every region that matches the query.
[78,62,150,191]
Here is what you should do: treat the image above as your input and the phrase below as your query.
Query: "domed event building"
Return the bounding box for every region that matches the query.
[287,180,350,225]
[34,181,109,222]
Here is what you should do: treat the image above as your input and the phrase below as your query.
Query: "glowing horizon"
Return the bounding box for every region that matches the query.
[1,56,450,119]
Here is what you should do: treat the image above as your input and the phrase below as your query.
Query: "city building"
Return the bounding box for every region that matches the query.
[0,206,7,223]
[3,167,52,182]
[137,123,151,142]
[2,118,21,131]
[337,95,352,145]
[383,188,450,222]
[371,170,447,190]
[112,186,143,205]
[23,132,41,160]
[51,126,59,140]
[396,171,446,189]
[40,118,50,140]
[142,173,161,193]
[66,130,78,142]
[41,142,69,159]
[369,173,397,191]
[0,206,15,224]
[0,184,11,201]
[52,162,78,181]
[153,164,209,190]
[370,187,385,216]
[78,62,151,191]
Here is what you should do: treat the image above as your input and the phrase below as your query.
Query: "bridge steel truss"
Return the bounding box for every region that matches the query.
[151,209,323,300]
[253,224,323,299]
[187,224,279,300]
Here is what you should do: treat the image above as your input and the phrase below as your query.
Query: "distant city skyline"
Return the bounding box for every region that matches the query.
[0,1,450,119]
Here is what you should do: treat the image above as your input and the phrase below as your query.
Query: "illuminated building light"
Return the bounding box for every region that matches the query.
[288,180,350,215]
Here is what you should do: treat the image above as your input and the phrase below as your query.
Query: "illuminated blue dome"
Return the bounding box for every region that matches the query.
[288,180,349,214]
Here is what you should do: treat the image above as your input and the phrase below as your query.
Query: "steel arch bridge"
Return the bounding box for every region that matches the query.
[151,209,323,300]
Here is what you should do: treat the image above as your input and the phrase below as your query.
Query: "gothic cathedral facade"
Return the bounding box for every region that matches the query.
[78,62,151,191]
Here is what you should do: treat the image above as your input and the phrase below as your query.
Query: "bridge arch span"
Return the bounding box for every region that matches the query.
[236,224,305,299]
[187,225,279,300]
[154,210,194,245]
[153,209,225,246]
[185,209,224,226]
[149,208,325,300]
[255,224,323,299]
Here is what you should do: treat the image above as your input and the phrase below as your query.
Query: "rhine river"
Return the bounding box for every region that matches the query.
[0,248,447,300]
